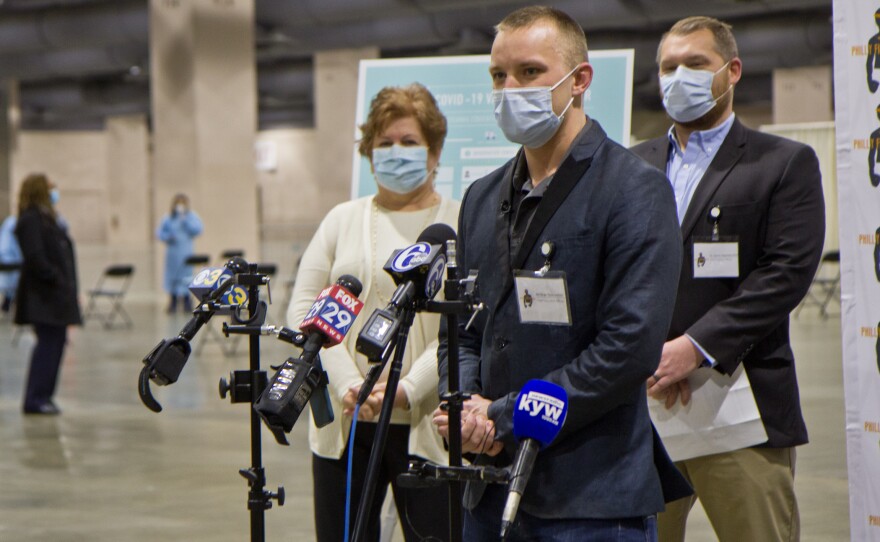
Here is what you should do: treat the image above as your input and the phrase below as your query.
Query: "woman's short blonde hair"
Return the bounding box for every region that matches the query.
[357,83,448,158]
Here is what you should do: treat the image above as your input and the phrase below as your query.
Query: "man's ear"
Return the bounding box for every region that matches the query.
[571,62,594,97]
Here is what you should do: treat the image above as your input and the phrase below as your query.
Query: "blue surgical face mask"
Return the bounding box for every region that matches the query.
[49,188,60,206]
[492,65,579,148]
[660,62,731,123]
[372,145,431,194]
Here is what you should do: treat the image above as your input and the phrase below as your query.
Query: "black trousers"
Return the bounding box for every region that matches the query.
[312,422,450,542]
[23,324,67,410]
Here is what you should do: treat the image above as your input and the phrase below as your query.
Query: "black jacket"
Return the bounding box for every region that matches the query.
[631,118,826,448]
[14,206,82,327]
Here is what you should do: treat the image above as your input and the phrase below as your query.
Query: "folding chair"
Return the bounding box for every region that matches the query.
[795,250,840,319]
[83,264,135,329]
[185,254,210,269]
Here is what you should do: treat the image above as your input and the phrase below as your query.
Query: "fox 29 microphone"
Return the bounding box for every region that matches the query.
[254,275,364,445]
[500,380,569,540]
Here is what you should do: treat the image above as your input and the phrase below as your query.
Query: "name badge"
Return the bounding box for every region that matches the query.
[514,271,572,325]
[693,240,739,278]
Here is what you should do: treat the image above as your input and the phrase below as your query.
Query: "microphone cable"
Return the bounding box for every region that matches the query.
[344,403,361,542]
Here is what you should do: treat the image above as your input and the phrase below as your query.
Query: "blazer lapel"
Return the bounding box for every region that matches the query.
[640,138,670,173]
[494,155,520,294]
[510,120,605,270]
[680,119,747,241]
[511,154,592,270]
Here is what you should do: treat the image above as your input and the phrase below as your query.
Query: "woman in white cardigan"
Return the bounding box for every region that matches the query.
[288,83,459,542]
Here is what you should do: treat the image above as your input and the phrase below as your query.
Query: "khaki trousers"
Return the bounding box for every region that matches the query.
[658,447,800,542]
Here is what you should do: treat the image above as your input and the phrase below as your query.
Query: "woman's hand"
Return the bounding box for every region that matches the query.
[342,382,410,421]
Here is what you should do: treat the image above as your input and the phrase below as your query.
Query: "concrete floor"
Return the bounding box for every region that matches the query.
[0,298,850,541]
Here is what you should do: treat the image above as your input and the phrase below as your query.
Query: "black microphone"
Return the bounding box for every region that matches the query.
[354,225,455,400]
[138,258,244,413]
[254,275,364,444]
[384,223,456,303]
[500,380,569,540]
[355,224,455,363]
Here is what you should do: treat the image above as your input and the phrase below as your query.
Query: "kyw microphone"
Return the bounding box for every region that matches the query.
[254,275,364,444]
[500,380,568,540]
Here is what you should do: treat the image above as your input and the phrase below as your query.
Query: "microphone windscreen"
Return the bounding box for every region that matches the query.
[188,266,234,301]
[337,274,363,298]
[512,379,568,447]
[417,223,456,248]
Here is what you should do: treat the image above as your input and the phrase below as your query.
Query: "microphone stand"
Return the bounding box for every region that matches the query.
[434,252,465,542]
[350,304,416,542]
[217,264,284,542]
[403,242,485,542]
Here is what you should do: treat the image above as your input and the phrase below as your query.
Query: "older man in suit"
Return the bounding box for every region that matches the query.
[631,16,826,542]
[432,6,687,541]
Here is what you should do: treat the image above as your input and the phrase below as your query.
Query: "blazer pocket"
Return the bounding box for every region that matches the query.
[718,201,762,217]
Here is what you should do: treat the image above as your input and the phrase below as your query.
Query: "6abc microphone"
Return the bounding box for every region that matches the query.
[139,257,249,413]
[254,275,364,445]
[500,380,568,540]
[355,223,455,399]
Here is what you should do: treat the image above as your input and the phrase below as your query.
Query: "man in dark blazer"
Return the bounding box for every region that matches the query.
[433,6,687,541]
[631,16,825,542]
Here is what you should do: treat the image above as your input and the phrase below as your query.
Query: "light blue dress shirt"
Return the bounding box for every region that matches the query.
[666,113,736,224]
[665,113,736,366]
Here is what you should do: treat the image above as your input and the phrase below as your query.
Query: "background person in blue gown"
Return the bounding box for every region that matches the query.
[156,193,203,313]
[0,213,22,314]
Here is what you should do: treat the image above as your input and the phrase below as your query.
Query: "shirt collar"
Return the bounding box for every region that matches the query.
[667,113,736,155]
[511,117,593,196]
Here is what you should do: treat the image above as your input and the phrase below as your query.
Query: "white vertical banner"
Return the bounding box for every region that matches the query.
[833,1,880,539]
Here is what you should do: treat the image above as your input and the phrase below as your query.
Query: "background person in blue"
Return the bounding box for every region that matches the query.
[0,213,22,314]
[156,193,203,313]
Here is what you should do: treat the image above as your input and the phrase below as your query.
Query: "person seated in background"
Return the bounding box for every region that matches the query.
[287,83,459,542]
[156,193,203,313]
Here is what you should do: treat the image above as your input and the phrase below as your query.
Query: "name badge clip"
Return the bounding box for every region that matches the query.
[708,205,722,241]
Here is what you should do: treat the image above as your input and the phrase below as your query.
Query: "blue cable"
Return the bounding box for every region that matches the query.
[343,404,360,542]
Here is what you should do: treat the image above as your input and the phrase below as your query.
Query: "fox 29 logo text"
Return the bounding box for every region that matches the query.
[300,284,364,344]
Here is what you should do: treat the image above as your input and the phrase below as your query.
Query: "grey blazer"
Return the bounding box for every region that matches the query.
[440,119,689,519]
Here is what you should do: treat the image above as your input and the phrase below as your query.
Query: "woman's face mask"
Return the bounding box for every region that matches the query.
[372,145,432,194]
[660,61,731,123]
[492,65,579,148]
